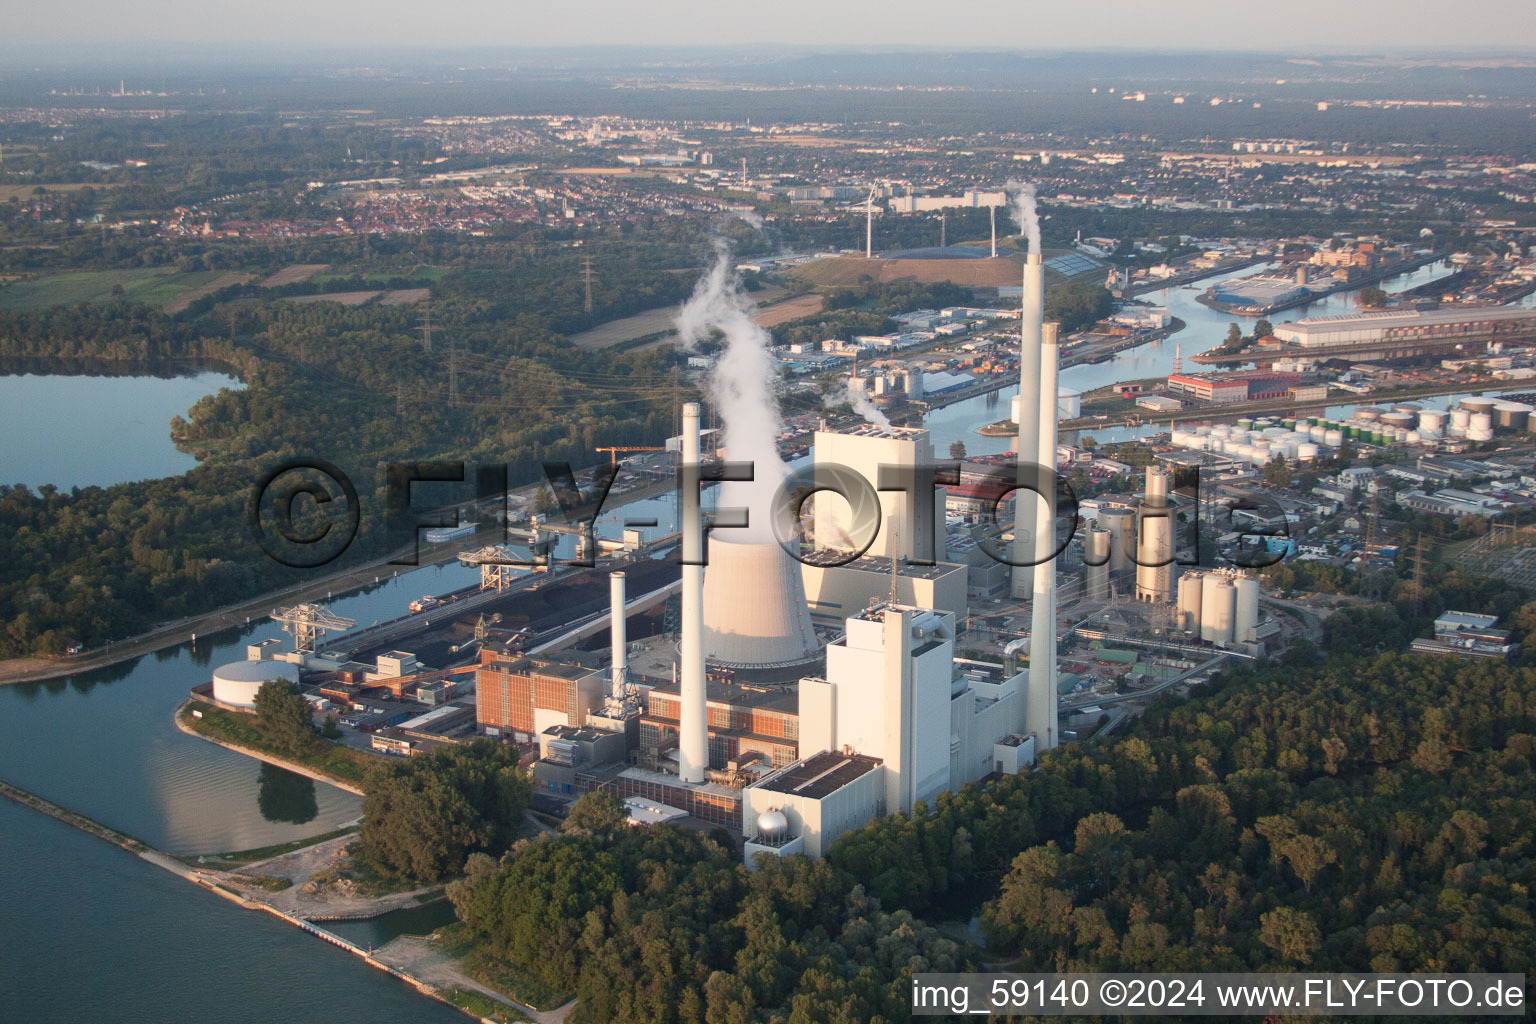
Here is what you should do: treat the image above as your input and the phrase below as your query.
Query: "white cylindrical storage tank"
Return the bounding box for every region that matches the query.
[1298,443,1319,461]
[1324,429,1343,447]
[1099,506,1136,577]
[1203,579,1236,645]
[1356,407,1381,423]
[212,660,295,710]
[1177,572,1204,631]
[1084,527,1111,601]
[1234,576,1260,643]
[1099,507,1136,573]
[1469,412,1494,437]
[1406,431,1421,444]
[1449,408,1471,435]
[1145,465,1169,504]
[1418,410,1446,435]
[905,371,924,399]
[1136,510,1173,603]
[1381,413,1414,430]
[1309,425,1327,442]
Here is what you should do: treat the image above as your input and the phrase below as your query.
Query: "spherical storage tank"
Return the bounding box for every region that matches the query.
[212,659,295,709]
[756,809,790,841]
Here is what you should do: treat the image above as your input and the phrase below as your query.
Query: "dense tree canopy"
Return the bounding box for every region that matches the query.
[359,740,532,884]
[252,676,310,753]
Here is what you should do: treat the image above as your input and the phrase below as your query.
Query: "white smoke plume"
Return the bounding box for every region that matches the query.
[823,377,892,429]
[675,239,786,540]
[1008,179,1041,254]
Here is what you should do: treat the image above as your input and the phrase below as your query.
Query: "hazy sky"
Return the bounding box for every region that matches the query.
[7,0,1535,50]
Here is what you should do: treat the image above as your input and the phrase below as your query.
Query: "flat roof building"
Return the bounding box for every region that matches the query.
[1273,306,1536,348]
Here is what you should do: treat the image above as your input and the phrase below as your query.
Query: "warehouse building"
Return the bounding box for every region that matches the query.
[1272,307,1536,348]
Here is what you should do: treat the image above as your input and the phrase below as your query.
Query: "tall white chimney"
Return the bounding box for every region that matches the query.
[990,205,997,258]
[1011,251,1044,598]
[1028,322,1060,751]
[609,571,627,701]
[679,403,708,783]
[866,185,875,259]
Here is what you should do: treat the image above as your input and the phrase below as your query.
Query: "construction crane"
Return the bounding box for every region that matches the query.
[271,603,356,657]
[596,445,665,465]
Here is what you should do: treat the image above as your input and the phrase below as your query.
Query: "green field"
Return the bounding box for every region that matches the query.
[0,267,228,312]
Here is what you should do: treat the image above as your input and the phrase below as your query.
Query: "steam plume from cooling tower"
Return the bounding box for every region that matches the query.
[1007,179,1041,254]
[675,239,787,540]
[823,377,892,429]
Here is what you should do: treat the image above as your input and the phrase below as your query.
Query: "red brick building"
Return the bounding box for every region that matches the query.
[476,648,605,742]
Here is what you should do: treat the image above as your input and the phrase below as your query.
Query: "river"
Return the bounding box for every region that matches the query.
[921,258,1463,453]
[0,798,466,1024]
[0,368,242,490]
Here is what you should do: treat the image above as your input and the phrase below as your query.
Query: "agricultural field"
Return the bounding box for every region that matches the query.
[257,263,328,287]
[0,182,117,203]
[789,254,1023,289]
[0,267,234,312]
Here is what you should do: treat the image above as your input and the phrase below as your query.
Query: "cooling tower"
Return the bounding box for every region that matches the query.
[702,535,820,668]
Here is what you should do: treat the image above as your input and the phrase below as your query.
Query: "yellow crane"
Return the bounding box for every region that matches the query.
[596,445,665,465]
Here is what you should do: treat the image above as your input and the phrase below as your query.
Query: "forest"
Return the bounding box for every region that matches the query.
[439,652,1534,1023]
[0,238,692,654]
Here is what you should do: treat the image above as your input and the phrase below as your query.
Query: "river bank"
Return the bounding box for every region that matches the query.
[0,773,544,1023]
[174,700,368,796]
[1194,251,1442,316]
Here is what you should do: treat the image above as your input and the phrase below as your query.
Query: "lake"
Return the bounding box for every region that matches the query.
[0,368,241,490]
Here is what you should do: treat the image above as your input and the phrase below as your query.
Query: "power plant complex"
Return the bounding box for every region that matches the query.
[472,243,1083,866]
[202,226,1272,868]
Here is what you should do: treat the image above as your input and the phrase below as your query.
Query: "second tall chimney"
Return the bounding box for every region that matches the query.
[679,403,708,783]
[1011,251,1044,598]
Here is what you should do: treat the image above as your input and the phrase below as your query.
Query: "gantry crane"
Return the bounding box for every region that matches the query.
[271,603,356,657]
